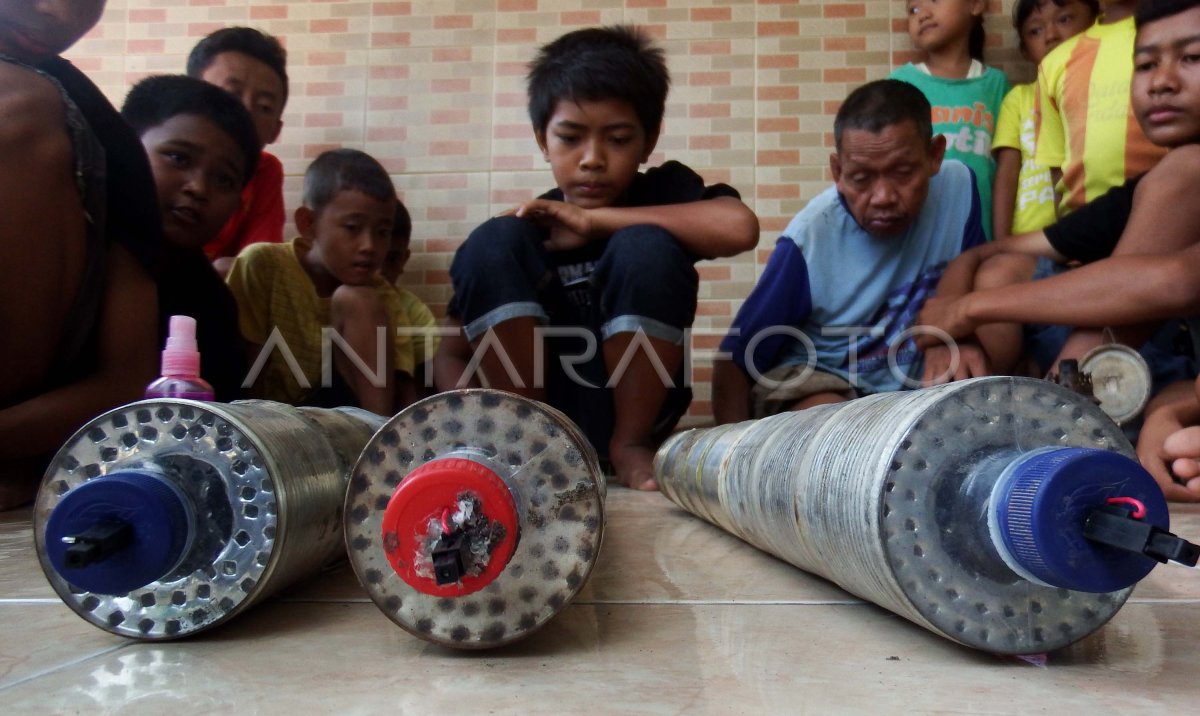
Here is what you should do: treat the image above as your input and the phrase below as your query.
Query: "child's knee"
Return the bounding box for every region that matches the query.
[331,284,389,326]
[975,253,1038,291]
[450,216,548,297]
[601,225,698,292]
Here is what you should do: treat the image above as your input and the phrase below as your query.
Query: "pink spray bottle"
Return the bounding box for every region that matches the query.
[145,315,215,400]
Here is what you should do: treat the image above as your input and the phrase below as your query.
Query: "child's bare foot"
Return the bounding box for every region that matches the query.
[609,441,659,491]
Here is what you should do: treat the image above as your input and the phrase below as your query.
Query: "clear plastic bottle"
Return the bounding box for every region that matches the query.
[145,315,215,400]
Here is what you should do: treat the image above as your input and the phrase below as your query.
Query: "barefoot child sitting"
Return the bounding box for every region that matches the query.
[433,26,758,490]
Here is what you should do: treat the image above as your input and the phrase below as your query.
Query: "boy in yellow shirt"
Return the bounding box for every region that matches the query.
[227,149,411,415]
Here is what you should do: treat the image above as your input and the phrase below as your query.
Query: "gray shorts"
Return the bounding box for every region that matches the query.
[750,364,858,418]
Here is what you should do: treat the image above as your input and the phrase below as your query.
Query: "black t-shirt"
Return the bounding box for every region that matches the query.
[40,59,246,399]
[1044,175,1142,264]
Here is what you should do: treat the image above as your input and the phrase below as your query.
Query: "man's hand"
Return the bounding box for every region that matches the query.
[509,199,594,252]
[915,295,976,349]
[921,342,990,387]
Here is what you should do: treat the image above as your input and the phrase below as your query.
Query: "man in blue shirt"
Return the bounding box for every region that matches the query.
[713,79,985,423]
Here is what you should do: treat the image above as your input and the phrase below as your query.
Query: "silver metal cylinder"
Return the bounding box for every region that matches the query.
[656,376,1138,654]
[34,399,385,640]
[345,389,606,649]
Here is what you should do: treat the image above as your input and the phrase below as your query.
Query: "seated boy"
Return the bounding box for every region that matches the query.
[227,149,414,416]
[121,74,261,401]
[433,26,759,491]
[712,79,984,424]
[993,0,1098,242]
[382,200,439,408]
[1,0,159,509]
[917,0,1200,383]
[187,26,288,278]
[917,0,1200,498]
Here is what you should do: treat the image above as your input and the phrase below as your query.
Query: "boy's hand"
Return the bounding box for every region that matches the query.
[914,295,975,348]
[921,343,989,387]
[1137,406,1200,502]
[510,199,594,251]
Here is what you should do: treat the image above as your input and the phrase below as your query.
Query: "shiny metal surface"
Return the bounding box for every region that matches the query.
[33,400,383,640]
[345,389,606,648]
[657,377,1137,654]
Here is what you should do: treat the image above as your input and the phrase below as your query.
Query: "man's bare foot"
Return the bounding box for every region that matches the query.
[609,441,659,491]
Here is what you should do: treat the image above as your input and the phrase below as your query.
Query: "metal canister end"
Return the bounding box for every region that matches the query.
[1079,344,1152,425]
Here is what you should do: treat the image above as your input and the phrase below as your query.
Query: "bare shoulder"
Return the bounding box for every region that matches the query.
[1147,144,1200,179]
[0,63,67,148]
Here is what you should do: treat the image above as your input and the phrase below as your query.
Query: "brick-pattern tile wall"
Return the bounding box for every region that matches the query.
[70,0,1029,425]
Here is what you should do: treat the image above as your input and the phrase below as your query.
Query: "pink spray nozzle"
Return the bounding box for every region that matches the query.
[161,315,202,378]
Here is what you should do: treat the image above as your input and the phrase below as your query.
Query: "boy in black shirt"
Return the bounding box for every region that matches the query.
[434,26,758,490]
[121,74,262,401]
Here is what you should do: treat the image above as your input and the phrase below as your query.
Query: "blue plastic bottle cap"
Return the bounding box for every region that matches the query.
[44,471,193,596]
[992,447,1169,593]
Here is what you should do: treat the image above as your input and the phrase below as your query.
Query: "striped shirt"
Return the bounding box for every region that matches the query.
[1035,16,1167,214]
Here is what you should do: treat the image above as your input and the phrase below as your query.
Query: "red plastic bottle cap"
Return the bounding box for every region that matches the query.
[380,458,519,597]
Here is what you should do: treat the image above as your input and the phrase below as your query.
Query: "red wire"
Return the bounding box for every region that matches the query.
[1106,496,1147,520]
[440,506,453,534]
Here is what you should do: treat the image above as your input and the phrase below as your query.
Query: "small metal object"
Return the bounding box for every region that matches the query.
[34,400,385,640]
[1079,344,1152,426]
[345,389,606,649]
[1048,358,1096,401]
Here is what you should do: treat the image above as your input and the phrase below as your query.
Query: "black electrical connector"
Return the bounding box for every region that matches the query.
[431,531,471,585]
[1084,505,1200,567]
[61,520,133,568]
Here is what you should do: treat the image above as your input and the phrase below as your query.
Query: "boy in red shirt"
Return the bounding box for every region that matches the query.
[187,27,288,277]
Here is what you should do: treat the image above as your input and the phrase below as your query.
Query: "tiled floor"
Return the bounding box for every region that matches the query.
[1,490,1197,714]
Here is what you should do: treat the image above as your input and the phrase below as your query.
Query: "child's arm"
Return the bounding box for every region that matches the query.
[992,147,1021,242]
[0,74,81,399]
[0,244,158,458]
[923,149,1200,339]
[513,196,759,259]
[930,231,1065,303]
[0,71,158,459]
[922,246,1200,341]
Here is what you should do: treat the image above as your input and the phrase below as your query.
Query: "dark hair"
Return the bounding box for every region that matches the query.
[1136,0,1200,27]
[302,149,395,215]
[527,25,670,137]
[121,74,261,186]
[834,80,933,152]
[392,199,412,242]
[968,14,986,61]
[186,26,289,104]
[1012,0,1101,48]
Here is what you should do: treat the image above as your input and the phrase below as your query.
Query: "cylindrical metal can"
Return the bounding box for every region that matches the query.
[345,389,606,649]
[35,399,385,639]
[656,377,1171,654]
